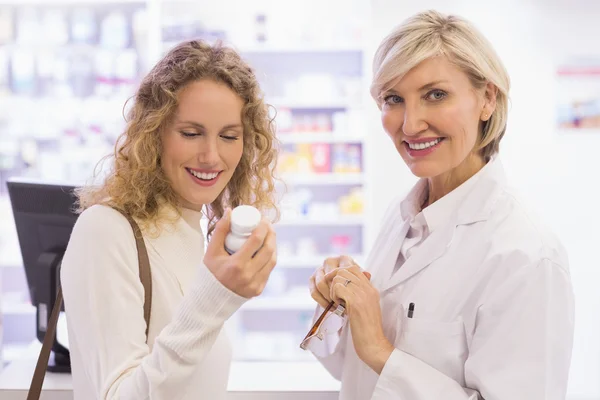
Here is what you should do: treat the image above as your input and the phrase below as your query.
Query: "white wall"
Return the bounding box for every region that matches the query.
[365,0,600,398]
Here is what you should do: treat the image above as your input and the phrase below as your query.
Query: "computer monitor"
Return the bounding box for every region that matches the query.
[6,177,79,373]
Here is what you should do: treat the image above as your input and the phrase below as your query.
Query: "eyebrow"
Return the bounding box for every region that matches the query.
[418,80,449,91]
[177,121,243,131]
[383,80,449,98]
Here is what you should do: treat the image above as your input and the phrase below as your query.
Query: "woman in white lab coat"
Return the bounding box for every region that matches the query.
[306,10,574,400]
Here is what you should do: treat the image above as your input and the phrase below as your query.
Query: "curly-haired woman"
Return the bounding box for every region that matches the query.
[60,40,279,400]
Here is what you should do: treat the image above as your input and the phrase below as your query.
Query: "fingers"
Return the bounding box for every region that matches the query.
[323,256,341,274]
[311,256,371,309]
[205,209,231,257]
[343,265,371,284]
[339,255,356,268]
[316,257,339,303]
[330,268,369,301]
[239,220,277,296]
[235,218,270,261]
[248,232,277,286]
[340,256,371,280]
[324,255,354,285]
[309,273,331,308]
[330,276,355,309]
[324,263,367,284]
[247,222,276,272]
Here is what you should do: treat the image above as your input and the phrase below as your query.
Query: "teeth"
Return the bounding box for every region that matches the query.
[408,138,442,150]
[189,169,218,180]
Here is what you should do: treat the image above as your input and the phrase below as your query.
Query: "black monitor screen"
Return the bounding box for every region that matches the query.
[6,178,78,371]
[7,178,78,309]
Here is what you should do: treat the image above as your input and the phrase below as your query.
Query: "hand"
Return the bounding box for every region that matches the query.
[203,208,277,298]
[329,265,394,374]
[309,255,369,309]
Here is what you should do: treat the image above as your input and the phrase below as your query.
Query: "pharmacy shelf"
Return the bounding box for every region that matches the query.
[267,99,352,110]
[278,133,364,144]
[161,42,364,55]
[240,45,364,54]
[277,254,363,268]
[2,343,31,364]
[557,128,600,136]
[0,263,22,269]
[0,251,22,269]
[1,0,146,4]
[1,302,35,316]
[0,241,23,270]
[279,173,363,185]
[278,215,363,226]
[240,295,316,311]
[238,352,316,363]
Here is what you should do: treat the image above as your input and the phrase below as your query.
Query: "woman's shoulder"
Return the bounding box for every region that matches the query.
[62,205,140,279]
[73,204,134,239]
[488,188,568,269]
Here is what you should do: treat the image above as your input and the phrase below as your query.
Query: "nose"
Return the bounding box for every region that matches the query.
[197,136,220,166]
[402,103,428,137]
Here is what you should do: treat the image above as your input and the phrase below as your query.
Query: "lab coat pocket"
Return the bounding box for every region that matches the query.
[396,314,468,385]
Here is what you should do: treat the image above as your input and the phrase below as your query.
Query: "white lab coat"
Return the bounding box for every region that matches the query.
[313,158,574,399]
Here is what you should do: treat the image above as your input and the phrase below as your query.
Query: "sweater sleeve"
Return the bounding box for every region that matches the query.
[60,205,247,399]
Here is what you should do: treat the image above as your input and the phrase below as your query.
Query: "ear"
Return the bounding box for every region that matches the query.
[481,82,498,121]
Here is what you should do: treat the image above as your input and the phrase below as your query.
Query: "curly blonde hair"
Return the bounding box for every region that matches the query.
[77,40,279,238]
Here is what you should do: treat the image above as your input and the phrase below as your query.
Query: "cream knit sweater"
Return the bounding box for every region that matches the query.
[61,205,247,399]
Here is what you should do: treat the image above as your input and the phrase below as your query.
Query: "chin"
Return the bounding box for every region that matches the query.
[409,167,435,179]
[180,190,220,210]
[407,161,447,179]
[192,194,218,207]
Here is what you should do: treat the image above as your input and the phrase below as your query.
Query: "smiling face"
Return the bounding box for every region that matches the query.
[380,56,494,184]
[160,79,245,211]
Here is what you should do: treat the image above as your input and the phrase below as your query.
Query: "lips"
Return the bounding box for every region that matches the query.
[405,138,444,150]
[186,168,220,180]
[186,168,222,187]
[403,137,445,158]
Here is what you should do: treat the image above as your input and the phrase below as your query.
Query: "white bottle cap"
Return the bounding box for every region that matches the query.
[230,205,261,235]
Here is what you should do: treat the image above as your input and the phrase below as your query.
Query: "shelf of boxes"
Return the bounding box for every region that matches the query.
[276,254,363,269]
[278,173,364,186]
[1,302,35,316]
[240,295,315,312]
[278,133,364,144]
[0,0,156,367]
[278,216,363,227]
[0,0,373,364]
[205,14,369,331]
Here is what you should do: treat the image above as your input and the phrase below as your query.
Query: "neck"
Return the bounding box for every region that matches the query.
[179,206,204,232]
[425,153,485,208]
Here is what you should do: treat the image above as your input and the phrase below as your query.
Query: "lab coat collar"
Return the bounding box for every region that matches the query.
[399,180,427,221]
[379,157,507,293]
[422,159,490,232]
[454,156,506,225]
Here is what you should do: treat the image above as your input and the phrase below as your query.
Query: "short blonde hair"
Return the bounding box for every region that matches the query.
[77,40,279,238]
[371,10,510,160]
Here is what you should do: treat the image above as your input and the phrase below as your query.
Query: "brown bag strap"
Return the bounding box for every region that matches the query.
[27,287,63,400]
[118,211,153,338]
[27,209,152,399]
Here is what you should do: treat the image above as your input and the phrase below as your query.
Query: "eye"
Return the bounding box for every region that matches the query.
[220,134,240,141]
[180,131,199,138]
[383,94,403,105]
[426,90,447,101]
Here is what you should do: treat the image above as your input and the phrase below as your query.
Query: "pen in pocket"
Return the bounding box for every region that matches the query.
[408,302,415,318]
